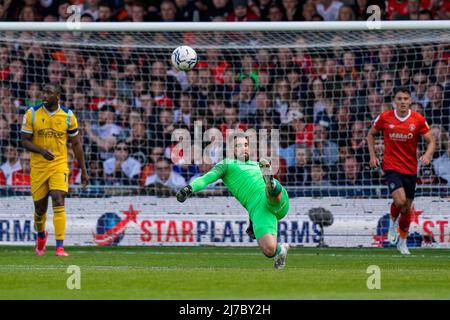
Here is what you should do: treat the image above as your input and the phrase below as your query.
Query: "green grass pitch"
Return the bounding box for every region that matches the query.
[0,246,449,300]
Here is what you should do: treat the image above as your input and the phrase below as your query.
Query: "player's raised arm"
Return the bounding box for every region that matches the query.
[419,130,436,166]
[176,160,227,202]
[367,126,380,168]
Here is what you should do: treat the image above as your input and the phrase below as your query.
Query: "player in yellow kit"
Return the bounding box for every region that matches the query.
[21,84,89,256]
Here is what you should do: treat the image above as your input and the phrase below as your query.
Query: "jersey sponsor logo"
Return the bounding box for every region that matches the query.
[37,128,65,139]
[388,132,413,141]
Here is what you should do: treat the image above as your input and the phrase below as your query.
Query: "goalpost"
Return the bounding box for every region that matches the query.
[0,21,448,248]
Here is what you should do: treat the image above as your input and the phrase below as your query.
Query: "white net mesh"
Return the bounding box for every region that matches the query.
[0,26,449,247]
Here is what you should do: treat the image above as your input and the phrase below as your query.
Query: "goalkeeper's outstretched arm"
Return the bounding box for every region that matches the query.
[176,161,227,202]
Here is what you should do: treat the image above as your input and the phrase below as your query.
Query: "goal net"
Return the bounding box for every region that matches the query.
[0,22,449,248]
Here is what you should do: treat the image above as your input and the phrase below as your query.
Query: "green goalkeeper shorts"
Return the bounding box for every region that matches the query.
[250,186,290,240]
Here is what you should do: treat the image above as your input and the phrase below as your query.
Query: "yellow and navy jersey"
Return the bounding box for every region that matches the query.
[21,104,78,170]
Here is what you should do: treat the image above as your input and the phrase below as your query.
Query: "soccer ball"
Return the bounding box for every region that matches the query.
[171,45,197,72]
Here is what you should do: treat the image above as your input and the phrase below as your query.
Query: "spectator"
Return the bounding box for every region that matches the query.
[103,140,141,185]
[332,102,351,146]
[353,0,370,20]
[363,90,383,125]
[286,67,306,101]
[431,59,448,88]
[424,84,450,131]
[411,71,429,106]
[316,0,343,21]
[84,104,124,160]
[208,96,226,126]
[97,1,115,22]
[307,77,329,123]
[238,54,258,87]
[160,0,179,22]
[273,78,291,124]
[174,0,199,21]
[377,71,395,103]
[417,44,437,77]
[203,0,233,21]
[130,1,148,22]
[254,91,277,126]
[0,144,21,185]
[83,0,100,20]
[173,91,194,128]
[292,37,313,75]
[281,0,303,21]
[302,3,318,21]
[196,48,232,86]
[236,77,257,122]
[342,80,366,120]
[11,151,30,192]
[311,123,339,167]
[396,63,412,88]
[349,120,370,165]
[337,155,365,186]
[218,105,247,138]
[337,4,355,21]
[226,0,259,21]
[267,3,284,21]
[429,124,448,159]
[278,124,296,167]
[139,146,164,186]
[433,130,450,185]
[287,109,313,146]
[126,121,151,165]
[144,157,186,189]
[151,108,175,148]
[287,144,311,186]
[309,161,331,186]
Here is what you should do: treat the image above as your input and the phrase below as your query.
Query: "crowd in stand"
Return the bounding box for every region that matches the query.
[0,0,449,22]
[0,0,449,196]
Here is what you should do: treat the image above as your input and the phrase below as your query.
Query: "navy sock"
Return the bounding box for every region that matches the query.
[38,231,46,239]
[56,240,64,248]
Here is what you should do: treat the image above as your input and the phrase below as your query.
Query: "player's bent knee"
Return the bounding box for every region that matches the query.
[261,243,277,258]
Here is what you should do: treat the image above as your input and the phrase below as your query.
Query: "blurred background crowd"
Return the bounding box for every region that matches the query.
[0,0,449,22]
[0,0,449,197]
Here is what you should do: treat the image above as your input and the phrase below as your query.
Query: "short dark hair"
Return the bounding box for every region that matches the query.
[44,84,61,96]
[393,87,411,97]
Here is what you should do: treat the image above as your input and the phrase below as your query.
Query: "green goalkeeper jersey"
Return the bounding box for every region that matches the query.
[189,158,266,213]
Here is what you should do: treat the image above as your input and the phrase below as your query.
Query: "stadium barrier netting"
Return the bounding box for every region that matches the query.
[0,22,449,247]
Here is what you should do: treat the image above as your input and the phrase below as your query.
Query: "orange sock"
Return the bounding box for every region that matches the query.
[398,210,411,240]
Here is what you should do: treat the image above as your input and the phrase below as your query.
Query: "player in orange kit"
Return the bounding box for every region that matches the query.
[367,87,435,255]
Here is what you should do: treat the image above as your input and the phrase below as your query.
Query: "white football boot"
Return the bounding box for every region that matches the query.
[388,217,399,245]
[397,237,411,255]
[274,243,290,269]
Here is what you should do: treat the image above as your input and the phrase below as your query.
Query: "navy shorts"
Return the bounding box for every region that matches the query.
[384,170,417,199]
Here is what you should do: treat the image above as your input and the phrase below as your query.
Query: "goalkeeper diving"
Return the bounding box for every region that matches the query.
[176,134,290,269]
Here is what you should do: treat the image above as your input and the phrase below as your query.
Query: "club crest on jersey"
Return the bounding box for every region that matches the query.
[409,124,416,131]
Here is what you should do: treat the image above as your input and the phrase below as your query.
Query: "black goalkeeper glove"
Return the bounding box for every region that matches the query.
[176,185,193,203]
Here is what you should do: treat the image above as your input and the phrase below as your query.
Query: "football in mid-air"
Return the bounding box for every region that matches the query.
[171,45,197,71]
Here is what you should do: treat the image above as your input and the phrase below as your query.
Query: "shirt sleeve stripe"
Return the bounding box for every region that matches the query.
[21,129,33,134]
[68,131,79,137]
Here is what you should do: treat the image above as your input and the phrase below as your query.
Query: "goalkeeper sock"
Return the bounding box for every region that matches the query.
[275,243,282,256]
[34,212,47,239]
[53,206,66,247]
[268,179,282,197]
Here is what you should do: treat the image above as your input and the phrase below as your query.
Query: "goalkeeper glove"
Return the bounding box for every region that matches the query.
[176,185,193,203]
